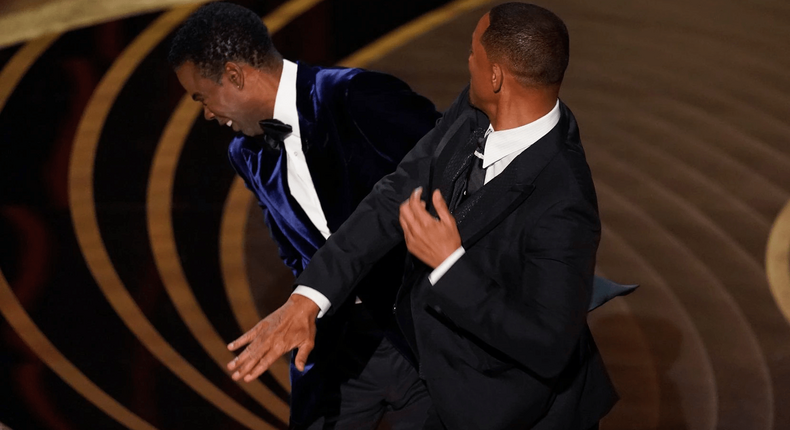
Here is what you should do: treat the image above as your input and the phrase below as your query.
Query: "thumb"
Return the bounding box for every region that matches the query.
[294,340,314,372]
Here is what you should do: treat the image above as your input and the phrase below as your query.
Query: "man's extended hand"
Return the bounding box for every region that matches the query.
[399,188,462,268]
[227,294,319,382]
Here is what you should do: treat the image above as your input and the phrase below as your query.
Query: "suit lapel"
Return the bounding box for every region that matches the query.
[239,140,326,248]
[429,111,481,212]
[452,108,568,248]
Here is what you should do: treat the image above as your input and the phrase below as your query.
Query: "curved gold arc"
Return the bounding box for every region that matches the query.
[220,178,261,332]
[0,35,59,112]
[0,34,158,430]
[220,165,294,391]
[766,199,790,325]
[69,6,276,430]
[0,272,158,430]
[147,95,291,417]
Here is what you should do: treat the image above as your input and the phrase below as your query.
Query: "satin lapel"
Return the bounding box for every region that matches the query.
[429,111,479,213]
[455,111,567,248]
[243,142,326,248]
[295,63,355,233]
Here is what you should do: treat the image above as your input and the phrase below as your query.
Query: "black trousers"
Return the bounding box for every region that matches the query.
[297,305,431,430]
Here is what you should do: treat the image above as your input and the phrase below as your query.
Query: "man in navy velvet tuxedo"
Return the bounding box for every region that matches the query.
[169,3,440,429]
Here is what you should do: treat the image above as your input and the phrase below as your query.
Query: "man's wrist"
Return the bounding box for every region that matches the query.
[292,286,331,318]
[288,293,321,320]
[428,247,465,285]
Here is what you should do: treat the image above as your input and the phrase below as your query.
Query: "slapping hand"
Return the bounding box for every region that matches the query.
[227,294,319,382]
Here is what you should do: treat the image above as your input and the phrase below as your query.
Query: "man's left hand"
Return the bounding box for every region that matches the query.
[399,188,461,268]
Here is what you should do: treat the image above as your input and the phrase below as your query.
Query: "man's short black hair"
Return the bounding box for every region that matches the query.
[168,2,281,82]
[482,2,569,87]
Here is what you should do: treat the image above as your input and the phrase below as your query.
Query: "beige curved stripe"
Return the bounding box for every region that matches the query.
[0,271,159,430]
[220,178,270,331]
[0,0,212,50]
[0,35,59,112]
[0,34,159,430]
[69,5,276,429]
[147,95,289,418]
[766,199,790,326]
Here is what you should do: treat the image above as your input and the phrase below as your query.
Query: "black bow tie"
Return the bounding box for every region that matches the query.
[258,118,293,150]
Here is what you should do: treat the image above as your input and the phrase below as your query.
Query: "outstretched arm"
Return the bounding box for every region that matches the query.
[226,86,476,382]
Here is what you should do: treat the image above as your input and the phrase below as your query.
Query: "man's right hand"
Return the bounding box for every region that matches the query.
[227,294,319,382]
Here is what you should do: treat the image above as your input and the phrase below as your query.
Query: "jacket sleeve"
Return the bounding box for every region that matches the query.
[427,197,600,379]
[295,86,473,314]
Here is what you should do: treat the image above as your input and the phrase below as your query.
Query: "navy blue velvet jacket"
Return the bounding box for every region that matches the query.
[227,63,439,423]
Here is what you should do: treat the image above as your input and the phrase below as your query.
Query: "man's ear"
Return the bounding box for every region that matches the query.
[225,61,244,90]
[492,63,503,94]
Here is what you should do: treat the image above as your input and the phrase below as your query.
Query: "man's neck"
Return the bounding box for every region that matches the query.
[245,61,283,119]
[486,86,559,131]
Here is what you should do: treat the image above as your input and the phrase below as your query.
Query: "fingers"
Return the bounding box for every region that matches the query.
[410,186,423,203]
[401,188,429,242]
[242,354,276,382]
[227,328,255,352]
[230,338,284,381]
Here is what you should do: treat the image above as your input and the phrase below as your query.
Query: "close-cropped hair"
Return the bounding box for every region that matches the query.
[167,2,281,82]
[481,2,570,87]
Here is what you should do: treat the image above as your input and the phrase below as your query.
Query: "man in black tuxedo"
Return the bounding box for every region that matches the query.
[227,3,619,429]
[170,3,440,429]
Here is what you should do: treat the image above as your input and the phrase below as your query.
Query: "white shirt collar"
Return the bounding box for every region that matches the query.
[482,99,561,168]
[272,59,301,139]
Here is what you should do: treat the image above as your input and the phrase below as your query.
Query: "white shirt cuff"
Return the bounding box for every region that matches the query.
[428,247,466,285]
[292,286,332,318]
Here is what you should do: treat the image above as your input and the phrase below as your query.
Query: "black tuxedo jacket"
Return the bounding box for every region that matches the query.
[297,86,617,429]
[228,63,440,424]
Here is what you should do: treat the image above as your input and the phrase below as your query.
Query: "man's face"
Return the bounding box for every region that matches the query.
[468,13,493,109]
[175,61,267,136]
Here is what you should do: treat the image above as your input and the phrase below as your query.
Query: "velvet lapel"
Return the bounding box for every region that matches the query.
[447,106,568,248]
[241,142,326,250]
[295,62,354,233]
